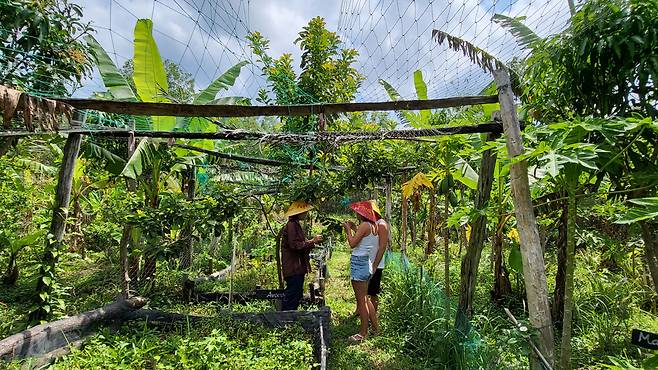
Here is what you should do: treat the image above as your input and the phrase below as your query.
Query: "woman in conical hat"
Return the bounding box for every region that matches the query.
[343,200,380,341]
[280,201,323,311]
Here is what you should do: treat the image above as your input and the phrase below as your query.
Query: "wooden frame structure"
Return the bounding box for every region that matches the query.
[0,79,555,367]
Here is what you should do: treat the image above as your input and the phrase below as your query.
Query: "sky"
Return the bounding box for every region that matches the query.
[75,0,573,102]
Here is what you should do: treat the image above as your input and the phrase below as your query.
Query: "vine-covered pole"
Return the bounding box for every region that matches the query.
[494,68,555,368]
[31,114,83,320]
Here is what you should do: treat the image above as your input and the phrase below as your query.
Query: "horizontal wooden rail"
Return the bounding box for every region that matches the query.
[57,95,499,117]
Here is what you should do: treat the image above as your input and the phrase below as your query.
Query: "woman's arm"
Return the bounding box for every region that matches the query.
[344,222,370,248]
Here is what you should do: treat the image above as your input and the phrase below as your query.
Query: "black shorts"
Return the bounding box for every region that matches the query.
[368,268,383,296]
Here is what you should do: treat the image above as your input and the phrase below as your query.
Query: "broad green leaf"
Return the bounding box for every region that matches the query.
[540,150,561,178]
[133,19,175,131]
[615,198,658,224]
[508,243,523,274]
[413,70,428,100]
[81,140,127,175]
[379,79,402,101]
[84,35,136,101]
[492,14,541,50]
[194,61,248,104]
[413,70,430,126]
[120,138,159,180]
[452,158,478,189]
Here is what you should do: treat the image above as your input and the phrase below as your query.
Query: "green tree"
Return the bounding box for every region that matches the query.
[522,0,658,120]
[248,16,363,132]
[0,0,94,95]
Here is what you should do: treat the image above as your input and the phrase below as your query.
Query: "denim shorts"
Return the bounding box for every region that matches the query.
[350,255,371,281]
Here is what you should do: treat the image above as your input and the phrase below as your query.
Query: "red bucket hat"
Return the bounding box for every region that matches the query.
[349,201,378,222]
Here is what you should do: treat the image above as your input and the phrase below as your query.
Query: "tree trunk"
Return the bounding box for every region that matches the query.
[494,68,555,368]
[120,131,137,297]
[444,192,451,298]
[427,189,436,256]
[3,253,19,286]
[553,203,568,325]
[401,196,408,256]
[639,221,658,294]
[492,217,512,302]
[458,132,498,318]
[70,197,85,258]
[560,186,576,370]
[32,133,82,321]
[179,167,196,269]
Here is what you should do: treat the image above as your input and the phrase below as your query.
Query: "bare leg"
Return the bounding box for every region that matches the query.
[370,294,379,313]
[351,280,369,337]
[366,297,379,334]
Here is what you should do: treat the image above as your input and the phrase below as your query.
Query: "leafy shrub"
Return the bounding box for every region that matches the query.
[9,319,315,370]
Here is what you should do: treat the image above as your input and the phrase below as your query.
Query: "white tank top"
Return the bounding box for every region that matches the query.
[369,219,387,269]
[352,224,378,257]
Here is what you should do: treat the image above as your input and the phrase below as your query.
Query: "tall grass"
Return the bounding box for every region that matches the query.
[379,253,488,369]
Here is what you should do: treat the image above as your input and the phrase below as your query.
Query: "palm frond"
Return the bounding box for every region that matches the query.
[432,30,507,74]
[492,14,541,51]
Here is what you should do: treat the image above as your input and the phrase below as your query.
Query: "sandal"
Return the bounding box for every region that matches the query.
[348,333,365,342]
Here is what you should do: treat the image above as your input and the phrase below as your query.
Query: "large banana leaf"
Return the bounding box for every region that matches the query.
[81,140,127,175]
[616,198,658,224]
[85,35,136,101]
[492,14,540,51]
[194,61,248,104]
[378,79,422,128]
[120,138,160,180]
[413,70,431,126]
[133,19,174,131]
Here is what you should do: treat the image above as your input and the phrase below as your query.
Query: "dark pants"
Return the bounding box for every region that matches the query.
[282,274,305,311]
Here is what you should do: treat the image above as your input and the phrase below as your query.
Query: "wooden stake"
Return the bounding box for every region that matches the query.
[385,178,393,251]
[494,68,555,368]
[33,129,82,320]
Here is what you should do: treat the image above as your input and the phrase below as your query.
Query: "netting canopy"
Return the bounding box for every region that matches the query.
[75,0,573,102]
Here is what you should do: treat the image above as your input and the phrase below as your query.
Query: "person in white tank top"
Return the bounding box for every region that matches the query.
[368,201,388,313]
[344,201,381,342]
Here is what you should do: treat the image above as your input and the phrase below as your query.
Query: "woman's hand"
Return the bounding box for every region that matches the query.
[312,235,323,243]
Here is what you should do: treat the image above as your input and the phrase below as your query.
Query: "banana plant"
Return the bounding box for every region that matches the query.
[2,229,46,285]
[86,19,248,135]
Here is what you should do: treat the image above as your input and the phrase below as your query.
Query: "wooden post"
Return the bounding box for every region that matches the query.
[119,128,136,297]
[426,188,436,256]
[32,129,83,320]
[228,218,236,309]
[385,178,393,251]
[458,132,499,318]
[494,68,555,367]
[401,195,408,256]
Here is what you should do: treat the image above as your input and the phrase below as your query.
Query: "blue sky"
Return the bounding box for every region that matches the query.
[76,0,572,102]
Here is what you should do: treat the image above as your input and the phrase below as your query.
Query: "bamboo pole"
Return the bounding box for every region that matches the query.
[494,68,555,368]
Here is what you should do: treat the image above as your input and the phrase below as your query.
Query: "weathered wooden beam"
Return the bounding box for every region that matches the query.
[0,297,146,362]
[58,95,499,117]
